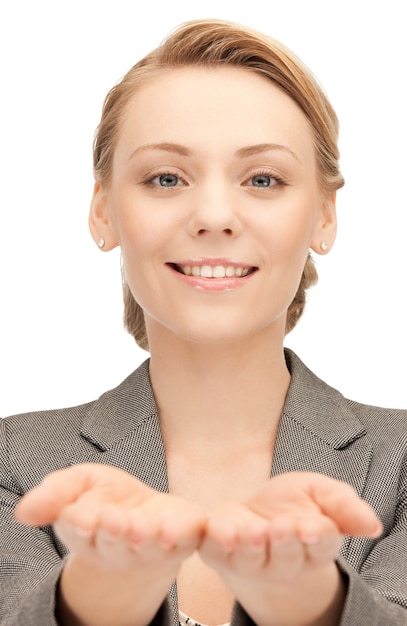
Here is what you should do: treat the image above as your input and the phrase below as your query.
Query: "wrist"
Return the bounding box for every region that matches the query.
[56,554,177,626]
[228,563,346,626]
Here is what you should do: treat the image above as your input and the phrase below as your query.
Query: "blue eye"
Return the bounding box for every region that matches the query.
[157,174,179,187]
[141,171,186,190]
[251,175,274,187]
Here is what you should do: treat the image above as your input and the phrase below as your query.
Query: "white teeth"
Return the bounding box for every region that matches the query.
[179,264,251,278]
[201,265,212,278]
[213,265,226,278]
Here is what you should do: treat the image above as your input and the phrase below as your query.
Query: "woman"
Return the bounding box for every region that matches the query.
[1,18,406,626]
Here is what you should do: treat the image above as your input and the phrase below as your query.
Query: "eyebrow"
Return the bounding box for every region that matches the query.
[128,141,299,162]
[235,143,300,161]
[128,143,191,161]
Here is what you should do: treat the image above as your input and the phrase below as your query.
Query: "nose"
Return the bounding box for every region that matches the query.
[186,179,243,238]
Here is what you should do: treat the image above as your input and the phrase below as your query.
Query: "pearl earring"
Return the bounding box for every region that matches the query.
[97,237,105,248]
[320,241,328,251]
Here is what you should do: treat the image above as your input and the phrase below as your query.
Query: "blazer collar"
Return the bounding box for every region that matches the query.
[282,349,367,450]
[272,349,372,500]
[80,359,156,451]
[77,349,372,496]
[80,349,366,451]
[75,360,171,493]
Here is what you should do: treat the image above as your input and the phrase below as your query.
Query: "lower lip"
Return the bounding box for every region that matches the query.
[167,266,256,291]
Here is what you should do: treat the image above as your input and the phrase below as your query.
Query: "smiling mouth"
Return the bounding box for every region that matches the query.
[168,263,258,278]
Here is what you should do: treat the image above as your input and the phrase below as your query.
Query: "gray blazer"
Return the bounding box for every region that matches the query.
[1,349,407,625]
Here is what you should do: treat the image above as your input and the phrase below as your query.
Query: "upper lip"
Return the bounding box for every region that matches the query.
[168,258,256,268]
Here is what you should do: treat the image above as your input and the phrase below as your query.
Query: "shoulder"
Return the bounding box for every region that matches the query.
[285,347,407,446]
[346,397,407,439]
[1,358,152,434]
[0,359,153,491]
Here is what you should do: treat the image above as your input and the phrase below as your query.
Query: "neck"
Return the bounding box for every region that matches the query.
[148,325,291,452]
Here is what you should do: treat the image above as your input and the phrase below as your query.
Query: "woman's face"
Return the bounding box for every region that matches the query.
[91,66,336,346]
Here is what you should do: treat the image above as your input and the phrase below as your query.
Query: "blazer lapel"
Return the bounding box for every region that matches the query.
[70,358,169,494]
[272,349,373,500]
[71,350,374,500]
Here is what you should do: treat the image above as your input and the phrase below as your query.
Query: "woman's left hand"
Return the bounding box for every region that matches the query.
[198,471,382,626]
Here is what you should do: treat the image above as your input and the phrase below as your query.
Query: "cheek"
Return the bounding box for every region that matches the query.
[258,206,316,262]
[112,187,184,250]
[114,204,175,304]
[112,203,161,262]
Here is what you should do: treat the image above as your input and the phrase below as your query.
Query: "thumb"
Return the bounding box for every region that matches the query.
[14,464,104,526]
[307,473,383,538]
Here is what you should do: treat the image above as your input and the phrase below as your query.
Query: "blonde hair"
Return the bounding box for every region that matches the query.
[93,19,344,351]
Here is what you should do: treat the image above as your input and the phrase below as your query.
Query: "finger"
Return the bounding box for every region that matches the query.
[55,499,135,553]
[205,512,239,553]
[232,506,270,550]
[295,512,340,546]
[226,516,270,573]
[127,508,162,549]
[54,516,131,572]
[305,475,382,537]
[98,503,129,538]
[199,510,240,570]
[269,531,303,583]
[200,504,270,575]
[295,515,343,565]
[15,464,153,528]
[304,533,343,566]
[56,491,105,536]
[94,530,130,570]
[157,506,204,551]
[15,465,102,526]
[250,473,382,538]
[53,518,96,554]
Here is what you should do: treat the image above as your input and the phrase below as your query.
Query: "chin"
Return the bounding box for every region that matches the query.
[145,307,286,348]
[169,319,279,347]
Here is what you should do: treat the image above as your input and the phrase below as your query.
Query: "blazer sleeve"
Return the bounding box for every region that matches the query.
[337,555,407,625]
[0,419,178,626]
[230,550,407,626]
[0,419,67,625]
[336,448,407,626]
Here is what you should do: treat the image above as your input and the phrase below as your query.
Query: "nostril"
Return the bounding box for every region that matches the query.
[195,227,233,235]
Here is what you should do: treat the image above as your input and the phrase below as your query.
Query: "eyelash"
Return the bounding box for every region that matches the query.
[141,170,186,189]
[140,169,287,190]
[243,169,287,189]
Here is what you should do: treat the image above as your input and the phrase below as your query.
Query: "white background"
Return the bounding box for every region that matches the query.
[1,1,406,416]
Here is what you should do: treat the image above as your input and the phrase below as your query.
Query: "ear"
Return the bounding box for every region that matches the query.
[88,182,119,251]
[310,193,337,255]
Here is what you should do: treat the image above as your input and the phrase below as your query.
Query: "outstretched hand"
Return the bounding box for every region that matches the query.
[15,466,383,625]
[15,466,382,578]
[200,471,382,583]
[198,472,382,625]
[15,463,205,573]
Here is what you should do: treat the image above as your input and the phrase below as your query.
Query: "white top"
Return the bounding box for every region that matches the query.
[179,610,230,626]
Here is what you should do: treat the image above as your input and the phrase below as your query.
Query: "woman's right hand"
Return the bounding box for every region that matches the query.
[15,463,205,573]
[15,464,206,626]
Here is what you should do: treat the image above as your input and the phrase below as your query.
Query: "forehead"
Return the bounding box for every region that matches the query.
[116,66,314,161]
